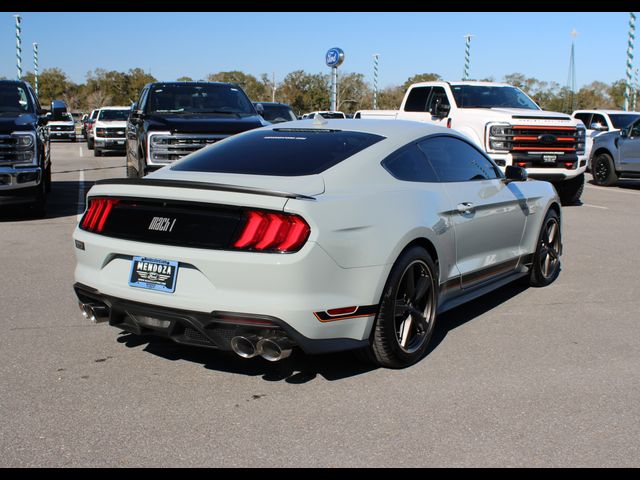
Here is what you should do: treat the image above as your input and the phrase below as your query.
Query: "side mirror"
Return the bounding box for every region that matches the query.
[590,122,608,131]
[621,128,629,138]
[255,103,265,115]
[504,165,528,183]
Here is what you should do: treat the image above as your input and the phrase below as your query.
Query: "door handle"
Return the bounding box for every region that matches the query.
[457,202,475,214]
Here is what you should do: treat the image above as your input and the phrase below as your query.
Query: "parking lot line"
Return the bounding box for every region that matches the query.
[76,169,85,222]
[585,184,640,196]
[582,203,608,210]
[79,146,83,157]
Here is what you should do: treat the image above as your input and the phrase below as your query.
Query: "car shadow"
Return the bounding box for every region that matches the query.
[588,178,640,190]
[0,180,93,221]
[426,280,530,356]
[115,280,531,383]
[116,333,377,383]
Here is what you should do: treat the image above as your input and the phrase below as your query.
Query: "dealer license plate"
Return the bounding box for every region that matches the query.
[542,155,557,163]
[128,256,178,293]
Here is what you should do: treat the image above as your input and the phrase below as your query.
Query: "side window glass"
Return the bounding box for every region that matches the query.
[382,144,439,182]
[138,88,149,111]
[426,87,450,115]
[574,113,592,127]
[418,136,500,182]
[631,120,640,137]
[404,87,432,112]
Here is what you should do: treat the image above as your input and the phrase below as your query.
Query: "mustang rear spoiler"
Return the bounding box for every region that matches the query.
[94,178,317,201]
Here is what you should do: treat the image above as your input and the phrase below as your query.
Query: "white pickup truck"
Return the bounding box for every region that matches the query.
[359,81,588,205]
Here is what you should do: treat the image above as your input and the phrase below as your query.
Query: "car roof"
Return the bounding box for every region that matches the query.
[267,118,460,146]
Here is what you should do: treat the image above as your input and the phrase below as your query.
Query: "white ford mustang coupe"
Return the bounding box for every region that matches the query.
[73,118,562,368]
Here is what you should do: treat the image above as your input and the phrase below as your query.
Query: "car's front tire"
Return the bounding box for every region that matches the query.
[592,152,618,186]
[529,209,562,287]
[363,245,438,368]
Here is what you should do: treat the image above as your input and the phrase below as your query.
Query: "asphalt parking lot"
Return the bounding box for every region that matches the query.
[1,140,639,467]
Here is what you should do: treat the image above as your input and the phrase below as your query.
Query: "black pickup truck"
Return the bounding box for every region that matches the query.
[0,80,52,215]
[126,82,266,178]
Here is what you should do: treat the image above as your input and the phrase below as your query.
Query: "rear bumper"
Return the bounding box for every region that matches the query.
[73,227,388,350]
[74,282,369,355]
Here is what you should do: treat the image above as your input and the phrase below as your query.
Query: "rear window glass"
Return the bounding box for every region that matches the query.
[171,129,385,176]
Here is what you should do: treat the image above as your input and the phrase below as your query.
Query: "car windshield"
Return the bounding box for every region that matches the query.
[312,112,345,119]
[171,129,385,176]
[0,84,32,113]
[259,104,297,123]
[147,84,255,115]
[451,85,540,110]
[609,114,640,129]
[98,109,130,121]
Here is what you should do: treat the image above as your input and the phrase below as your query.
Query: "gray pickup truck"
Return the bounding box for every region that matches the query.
[590,118,640,186]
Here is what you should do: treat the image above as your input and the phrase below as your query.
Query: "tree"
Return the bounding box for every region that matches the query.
[23,68,71,107]
[278,70,330,114]
[337,72,371,113]
[401,73,441,91]
[206,71,268,101]
[176,76,193,82]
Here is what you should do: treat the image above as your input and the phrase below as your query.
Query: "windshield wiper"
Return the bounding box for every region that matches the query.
[154,109,185,113]
[190,110,242,116]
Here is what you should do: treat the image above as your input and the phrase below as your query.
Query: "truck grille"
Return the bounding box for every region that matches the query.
[50,125,75,132]
[95,128,126,138]
[510,126,578,153]
[149,133,228,164]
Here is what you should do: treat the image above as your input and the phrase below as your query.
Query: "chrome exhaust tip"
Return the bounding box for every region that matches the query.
[230,335,261,359]
[78,302,110,324]
[256,337,293,362]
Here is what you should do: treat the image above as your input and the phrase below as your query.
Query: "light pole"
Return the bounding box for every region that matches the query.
[33,42,38,96]
[373,53,380,110]
[625,12,636,111]
[14,14,22,80]
[463,34,473,80]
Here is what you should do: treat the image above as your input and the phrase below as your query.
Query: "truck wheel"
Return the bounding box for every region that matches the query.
[30,179,47,218]
[555,173,584,206]
[592,153,618,186]
[94,148,102,157]
[87,138,94,150]
[44,164,52,194]
[529,209,561,287]
[361,246,438,368]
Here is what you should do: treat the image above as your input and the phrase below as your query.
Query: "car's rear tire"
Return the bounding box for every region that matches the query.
[529,209,562,287]
[361,246,438,369]
[592,152,618,186]
[554,173,584,206]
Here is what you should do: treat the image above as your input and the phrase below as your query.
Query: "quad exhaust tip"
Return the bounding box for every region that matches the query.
[230,335,293,362]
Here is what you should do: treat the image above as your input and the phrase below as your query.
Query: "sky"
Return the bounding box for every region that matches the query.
[0,12,634,90]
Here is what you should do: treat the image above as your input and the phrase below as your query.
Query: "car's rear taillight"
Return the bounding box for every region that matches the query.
[80,198,119,233]
[233,210,310,253]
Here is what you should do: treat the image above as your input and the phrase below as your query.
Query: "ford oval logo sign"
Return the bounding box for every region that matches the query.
[538,134,557,144]
[326,48,345,68]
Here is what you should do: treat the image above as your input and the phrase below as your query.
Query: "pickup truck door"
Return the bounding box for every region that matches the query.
[418,136,528,289]
[400,86,437,124]
[618,120,640,173]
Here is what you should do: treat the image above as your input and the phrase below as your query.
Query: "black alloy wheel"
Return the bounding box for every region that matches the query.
[529,210,562,287]
[364,246,438,368]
